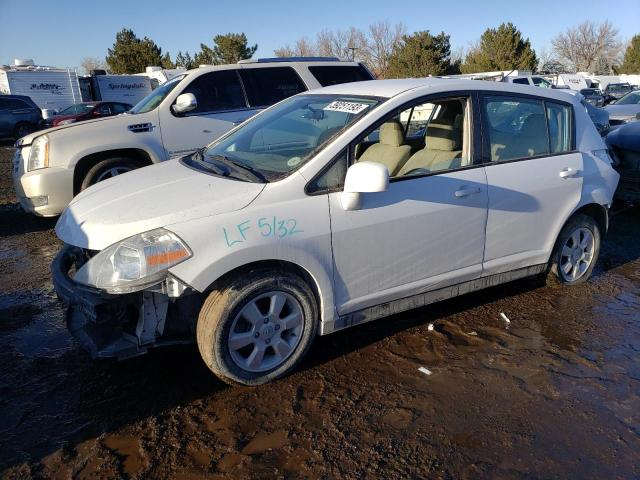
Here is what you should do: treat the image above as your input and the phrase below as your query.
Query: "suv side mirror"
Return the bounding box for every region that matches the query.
[341,161,389,210]
[172,93,197,114]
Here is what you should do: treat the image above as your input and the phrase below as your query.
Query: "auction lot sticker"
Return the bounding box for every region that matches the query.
[324,101,370,114]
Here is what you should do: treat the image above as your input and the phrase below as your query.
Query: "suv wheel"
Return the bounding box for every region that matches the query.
[80,157,142,190]
[14,123,34,139]
[549,213,601,285]
[197,269,318,385]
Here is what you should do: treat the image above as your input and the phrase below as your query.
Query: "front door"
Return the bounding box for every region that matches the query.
[328,94,488,315]
[158,69,257,158]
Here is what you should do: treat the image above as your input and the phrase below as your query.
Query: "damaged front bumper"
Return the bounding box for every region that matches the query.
[52,245,200,359]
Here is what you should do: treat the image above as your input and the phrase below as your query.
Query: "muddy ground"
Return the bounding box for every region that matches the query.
[0,145,638,479]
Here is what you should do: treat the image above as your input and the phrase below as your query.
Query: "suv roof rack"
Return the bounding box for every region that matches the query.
[238,56,341,64]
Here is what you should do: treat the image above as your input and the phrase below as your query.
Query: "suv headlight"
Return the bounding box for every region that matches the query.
[74,228,191,294]
[28,134,49,171]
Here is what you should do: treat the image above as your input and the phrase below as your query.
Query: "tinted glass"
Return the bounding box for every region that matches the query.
[96,104,111,114]
[5,98,30,109]
[240,67,306,107]
[111,103,129,113]
[532,77,552,88]
[512,78,530,85]
[182,70,246,113]
[307,150,348,193]
[130,74,185,114]
[308,65,373,87]
[546,102,572,153]
[484,97,549,161]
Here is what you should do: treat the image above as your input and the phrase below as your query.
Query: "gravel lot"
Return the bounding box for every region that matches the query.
[1,145,639,479]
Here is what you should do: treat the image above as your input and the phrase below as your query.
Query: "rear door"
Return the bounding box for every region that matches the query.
[0,99,10,136]
[158,69,253,157]
[480,93,582,275]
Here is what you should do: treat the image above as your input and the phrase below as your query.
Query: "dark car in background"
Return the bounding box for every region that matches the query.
[603,83,635,105]
[580,88,604,107]
[0,95,43,140]
[606,120,640,203]
[48,101,132,127]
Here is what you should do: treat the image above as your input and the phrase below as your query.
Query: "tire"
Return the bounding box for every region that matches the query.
[197,268,318,385]
[548,213,601,285]
[14,122,34,139]
[80,157,142,190]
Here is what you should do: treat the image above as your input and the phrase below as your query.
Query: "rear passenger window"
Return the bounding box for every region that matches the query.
[240,67,306,107]
[5,99,30,110]
[308,65,373,87]
[546,102,572,153]
[511,78,530,85]
[182,70,247,113]
[484,97,549,162]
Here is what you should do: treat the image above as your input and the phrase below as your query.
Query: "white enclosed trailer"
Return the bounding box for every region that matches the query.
[0,60,81,111]
[92,74,153,104]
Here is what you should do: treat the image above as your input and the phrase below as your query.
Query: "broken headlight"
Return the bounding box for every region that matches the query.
[73,228,191,294]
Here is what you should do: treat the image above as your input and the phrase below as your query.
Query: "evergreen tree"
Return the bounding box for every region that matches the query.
[617,35,640,74]
[174,51,194,69]
[193,33,257,65]
[105,28,164,74]
[462,23,537,73]
[386,31,460,78]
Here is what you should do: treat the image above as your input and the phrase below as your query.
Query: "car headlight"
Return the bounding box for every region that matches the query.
[73,228,191,294]
[27,134,49,171]
[58,119,75,125]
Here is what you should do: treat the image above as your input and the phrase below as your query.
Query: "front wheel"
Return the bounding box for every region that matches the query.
[549,213,601,285]
[80,157,142,190]
[196,269,318,385]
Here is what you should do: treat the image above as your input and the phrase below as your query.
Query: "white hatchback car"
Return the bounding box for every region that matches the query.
[53,78,619,385]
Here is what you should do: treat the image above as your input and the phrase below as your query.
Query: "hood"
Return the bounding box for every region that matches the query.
[55,159,265,250]
[606,121,640,153]
[17,114,130,145]
[604,104,640,118]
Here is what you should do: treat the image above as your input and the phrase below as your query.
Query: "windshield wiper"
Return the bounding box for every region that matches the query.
[191,149,229,177]
[208,154,267,183]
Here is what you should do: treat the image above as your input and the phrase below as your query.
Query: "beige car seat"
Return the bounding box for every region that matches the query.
[397,122,462,176]
[358,121,411,175]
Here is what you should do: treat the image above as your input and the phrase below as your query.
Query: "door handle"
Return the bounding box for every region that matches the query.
[559,167,579,179]
[454,186,481,198]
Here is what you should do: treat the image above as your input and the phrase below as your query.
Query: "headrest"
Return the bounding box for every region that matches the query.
[379,121,404,147]
[426,123,461,151]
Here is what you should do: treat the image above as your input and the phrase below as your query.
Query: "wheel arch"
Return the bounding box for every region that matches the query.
[196,257,335,335]
[72,148,154,195]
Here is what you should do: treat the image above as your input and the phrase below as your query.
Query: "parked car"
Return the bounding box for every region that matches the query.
[606,120,640,203]
[580,88,605,107]
[0,95,42,140]
[52,78,618,385]
[12,58,374,216]
[505,75,554,88]
[604,90,640,127]
[47,101,133,127]
[561,89,610,136]
[603,82,635,105]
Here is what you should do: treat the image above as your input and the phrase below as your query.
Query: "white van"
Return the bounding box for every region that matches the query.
[12,58,374,216]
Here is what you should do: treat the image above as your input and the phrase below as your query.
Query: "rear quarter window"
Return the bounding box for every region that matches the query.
[240,67,307,107]
[308,65,373,87]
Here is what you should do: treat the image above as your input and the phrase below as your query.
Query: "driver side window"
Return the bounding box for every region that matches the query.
[353,97,471,178]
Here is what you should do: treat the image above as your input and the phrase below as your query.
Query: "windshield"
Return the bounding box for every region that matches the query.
[129,74,186,114]
[194,94,380,182]
[616,91,640,105]
[58,103,94,115]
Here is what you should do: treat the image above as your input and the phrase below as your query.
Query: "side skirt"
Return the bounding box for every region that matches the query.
[322,264,547,335]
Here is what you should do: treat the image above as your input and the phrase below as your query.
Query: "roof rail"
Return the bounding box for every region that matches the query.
[238,56,341,64]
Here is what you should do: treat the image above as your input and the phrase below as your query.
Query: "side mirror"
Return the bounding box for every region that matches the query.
[172,93,197,114]
[341,161,389,210]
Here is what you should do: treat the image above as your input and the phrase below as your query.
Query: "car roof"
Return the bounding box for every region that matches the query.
[309,77,582,104]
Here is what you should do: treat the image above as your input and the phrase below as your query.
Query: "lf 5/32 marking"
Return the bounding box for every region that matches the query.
[223,216,303,247]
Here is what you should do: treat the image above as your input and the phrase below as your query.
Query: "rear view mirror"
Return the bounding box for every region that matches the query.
[172,93,197,114]
[341,161,389,210]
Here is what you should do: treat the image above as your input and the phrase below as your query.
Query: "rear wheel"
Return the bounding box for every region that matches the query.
[549,213,600,285]
[80,157,142,190]
[196,269,318,385]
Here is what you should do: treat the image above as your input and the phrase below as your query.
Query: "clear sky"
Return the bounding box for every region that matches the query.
[0,0,638,69]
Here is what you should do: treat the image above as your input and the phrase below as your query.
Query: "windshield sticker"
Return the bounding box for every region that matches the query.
[287,157,301,167]
[323,101,370,114]
[223,216,303,247]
